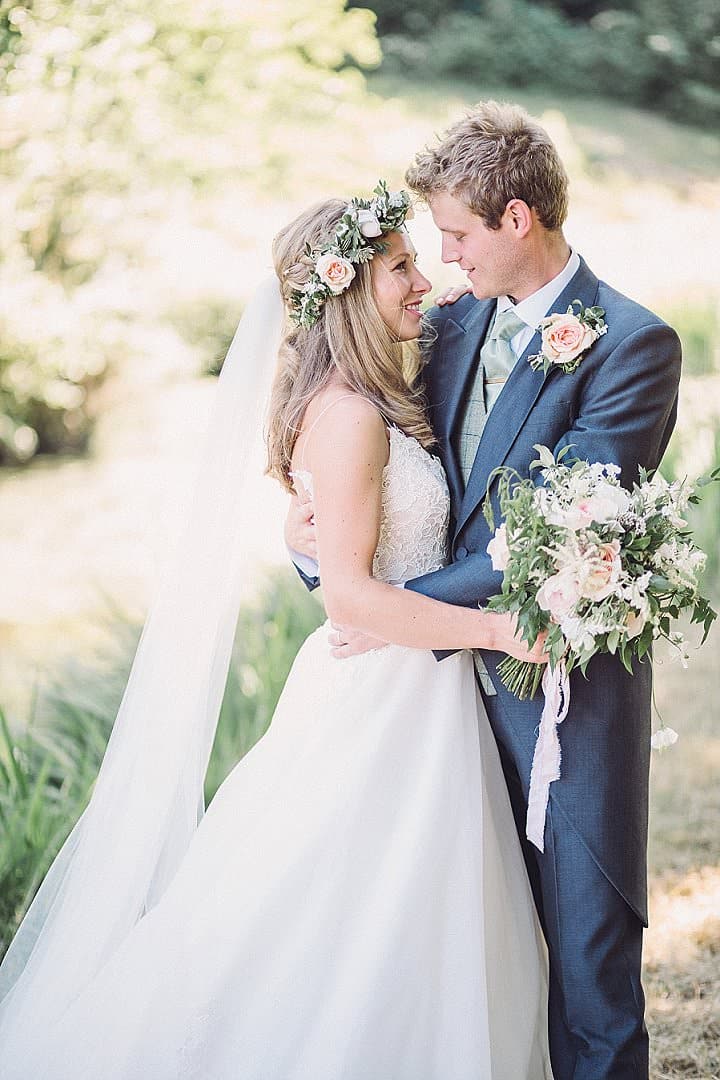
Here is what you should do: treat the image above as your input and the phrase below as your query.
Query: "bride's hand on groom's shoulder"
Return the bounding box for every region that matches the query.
[491,613,548,665]
[435,284,472,307]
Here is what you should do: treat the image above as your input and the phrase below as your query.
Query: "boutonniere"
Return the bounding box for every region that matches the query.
[528,300,608,375]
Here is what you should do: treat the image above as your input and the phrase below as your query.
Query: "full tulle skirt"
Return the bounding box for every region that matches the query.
[3,626,550,1079]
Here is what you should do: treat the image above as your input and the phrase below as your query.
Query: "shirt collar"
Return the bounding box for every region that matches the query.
[497,249,581,328]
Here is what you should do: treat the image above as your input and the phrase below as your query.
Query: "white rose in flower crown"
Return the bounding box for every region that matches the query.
[537,565,582,622]
[315,252,356,295]
[579,539,622,601]
[540,312,597,364]
[356,209,383,238]
[486,523,510,571]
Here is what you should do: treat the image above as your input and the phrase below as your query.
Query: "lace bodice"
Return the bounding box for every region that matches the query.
[293,425,449,584]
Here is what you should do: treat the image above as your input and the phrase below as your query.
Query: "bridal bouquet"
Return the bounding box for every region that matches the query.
[483,446,717,849]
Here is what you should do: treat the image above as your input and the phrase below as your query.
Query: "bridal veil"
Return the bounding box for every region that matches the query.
[0,278,284,1047]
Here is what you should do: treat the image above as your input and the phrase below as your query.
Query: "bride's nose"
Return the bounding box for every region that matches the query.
[412,268,432,297]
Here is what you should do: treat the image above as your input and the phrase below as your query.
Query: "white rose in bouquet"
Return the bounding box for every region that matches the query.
[487,523,510,571]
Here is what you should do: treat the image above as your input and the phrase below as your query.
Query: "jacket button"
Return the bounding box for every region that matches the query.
[456,546,468,559]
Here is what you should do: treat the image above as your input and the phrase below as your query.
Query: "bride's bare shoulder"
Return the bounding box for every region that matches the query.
[302,385,384,429]
[295,386,388,473]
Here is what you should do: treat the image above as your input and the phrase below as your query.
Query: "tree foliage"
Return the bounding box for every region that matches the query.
[0,0,380,464]
[360,0,720,127]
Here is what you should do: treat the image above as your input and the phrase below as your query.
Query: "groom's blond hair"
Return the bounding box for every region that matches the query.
[406,101,568,232]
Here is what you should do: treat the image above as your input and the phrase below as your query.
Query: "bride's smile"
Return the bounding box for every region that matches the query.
[370,228,431,341]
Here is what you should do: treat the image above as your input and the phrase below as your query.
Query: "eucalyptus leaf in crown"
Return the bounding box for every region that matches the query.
[288,181,414,330]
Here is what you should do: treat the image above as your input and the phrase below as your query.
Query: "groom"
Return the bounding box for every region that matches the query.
[288,102,681,1078]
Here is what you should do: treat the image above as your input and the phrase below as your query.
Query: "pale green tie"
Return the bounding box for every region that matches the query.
[455,307,526,694]
[457,307,527,486]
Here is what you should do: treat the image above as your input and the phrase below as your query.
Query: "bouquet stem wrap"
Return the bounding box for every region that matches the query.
[526,661,570,852]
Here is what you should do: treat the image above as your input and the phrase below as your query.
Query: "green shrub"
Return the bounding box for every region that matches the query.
[0,262,127,466]
[0,332,106,465]
[364,0,720,127]
[661,422,720,599]
[660,299,720,377]
[163,296,243,378]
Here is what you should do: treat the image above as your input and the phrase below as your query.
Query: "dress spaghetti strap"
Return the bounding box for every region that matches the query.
[299,393,387,469]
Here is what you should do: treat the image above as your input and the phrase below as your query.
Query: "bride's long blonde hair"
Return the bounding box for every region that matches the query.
[266,199,435,492]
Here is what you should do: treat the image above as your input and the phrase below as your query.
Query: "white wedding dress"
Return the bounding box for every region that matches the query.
[3,426,551,1079]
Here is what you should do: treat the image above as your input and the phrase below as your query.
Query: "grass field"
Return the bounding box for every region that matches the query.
[647,634,720,1079]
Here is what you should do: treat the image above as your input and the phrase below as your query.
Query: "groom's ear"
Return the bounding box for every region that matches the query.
[503,199,533,238]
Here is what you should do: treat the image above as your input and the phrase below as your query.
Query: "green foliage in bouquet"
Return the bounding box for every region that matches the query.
[483,445,718,700]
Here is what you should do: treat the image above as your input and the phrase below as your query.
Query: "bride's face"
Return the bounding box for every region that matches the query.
[370,230,431,342]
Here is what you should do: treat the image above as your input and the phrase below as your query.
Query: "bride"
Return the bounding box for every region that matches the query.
[0,184,552,1078]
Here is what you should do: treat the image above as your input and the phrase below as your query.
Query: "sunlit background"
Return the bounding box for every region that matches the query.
[1,2,719,1073]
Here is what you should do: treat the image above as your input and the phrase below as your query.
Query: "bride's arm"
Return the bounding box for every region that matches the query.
[305,397,542,660]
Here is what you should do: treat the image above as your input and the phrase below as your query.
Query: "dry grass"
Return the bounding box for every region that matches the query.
[647,638,720,1079]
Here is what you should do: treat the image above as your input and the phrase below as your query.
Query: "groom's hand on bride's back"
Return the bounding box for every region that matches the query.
[285,487,317,561]
[328,625,388,659]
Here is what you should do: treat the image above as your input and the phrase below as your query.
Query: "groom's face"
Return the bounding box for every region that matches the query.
[429,191,520,301]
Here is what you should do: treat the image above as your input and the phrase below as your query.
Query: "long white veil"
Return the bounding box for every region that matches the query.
[0,277,285,1051]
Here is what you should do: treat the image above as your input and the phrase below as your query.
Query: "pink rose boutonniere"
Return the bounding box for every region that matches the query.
[529,300,608,375]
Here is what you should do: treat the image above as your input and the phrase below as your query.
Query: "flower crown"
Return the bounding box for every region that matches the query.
[287,180,413,330]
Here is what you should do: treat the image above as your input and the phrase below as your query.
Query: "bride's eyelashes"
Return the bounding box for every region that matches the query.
[391,253,420,273]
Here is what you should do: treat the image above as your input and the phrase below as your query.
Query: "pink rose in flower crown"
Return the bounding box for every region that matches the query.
[540,312,598,365]
[315,252,356,295]
[487,523,510,571]
[580,539,622,601]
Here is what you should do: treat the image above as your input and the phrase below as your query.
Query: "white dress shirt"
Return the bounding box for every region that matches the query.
[499,248,580,358]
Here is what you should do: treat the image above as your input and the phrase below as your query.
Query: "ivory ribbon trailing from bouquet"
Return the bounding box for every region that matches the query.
[526,661,570,852]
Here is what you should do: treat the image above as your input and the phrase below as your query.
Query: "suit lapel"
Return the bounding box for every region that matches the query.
[454,258,600,540]
[433,302,494,437]
[431,301,494,509]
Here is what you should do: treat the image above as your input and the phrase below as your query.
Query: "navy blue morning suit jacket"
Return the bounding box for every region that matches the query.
[405,256,681,928]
